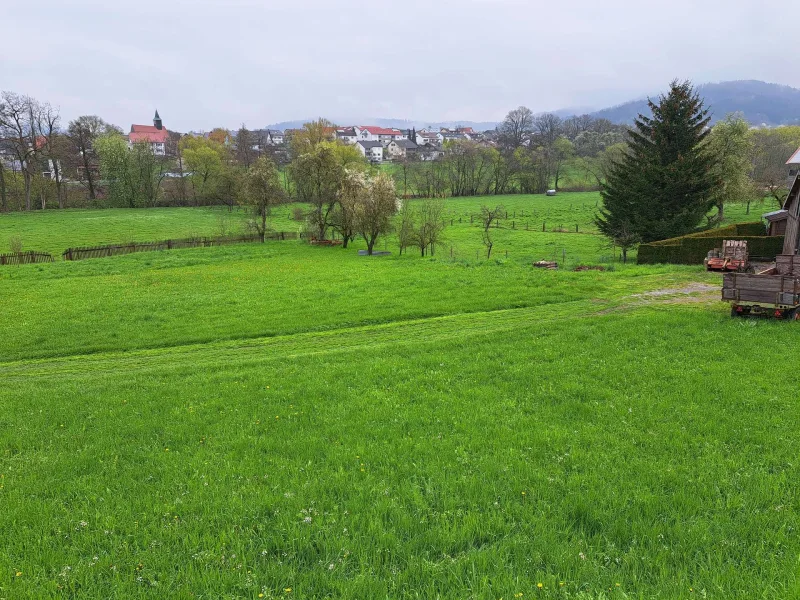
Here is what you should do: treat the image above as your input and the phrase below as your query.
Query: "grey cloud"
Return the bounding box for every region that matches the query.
[2,0,792,131]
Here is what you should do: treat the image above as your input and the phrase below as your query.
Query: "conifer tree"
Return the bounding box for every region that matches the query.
[596,80,719,243]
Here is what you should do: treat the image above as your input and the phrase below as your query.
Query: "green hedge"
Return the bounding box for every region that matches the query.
[637,222,783,265]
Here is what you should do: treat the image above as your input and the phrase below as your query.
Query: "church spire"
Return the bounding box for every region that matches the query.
[154,110,163,130]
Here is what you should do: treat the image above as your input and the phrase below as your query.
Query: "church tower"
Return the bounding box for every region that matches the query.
[153,110,163,130]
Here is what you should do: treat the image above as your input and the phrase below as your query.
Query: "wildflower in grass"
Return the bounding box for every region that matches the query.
[515,593,523,598]
[259,595,264,598]
[79,521,88,527]
[559,582,565,587]
[537,582,543,589]
[15,571,22,577]
[303,516,312,524]
[579,552,586,560]
[284,588,292,593]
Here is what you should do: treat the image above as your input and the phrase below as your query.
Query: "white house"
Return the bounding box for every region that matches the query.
[336,127,358,145]
[438,132,469,144]
[415,130,440,146]
[354,126,405,145]
[356,140,383,163]
[268,130,284,145]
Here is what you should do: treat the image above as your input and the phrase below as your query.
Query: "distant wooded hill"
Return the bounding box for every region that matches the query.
[265,118,500,132]
[266,80,800,132]
[586,80,800,126]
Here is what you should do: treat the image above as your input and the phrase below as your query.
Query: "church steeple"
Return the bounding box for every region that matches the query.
[154,110,163,130]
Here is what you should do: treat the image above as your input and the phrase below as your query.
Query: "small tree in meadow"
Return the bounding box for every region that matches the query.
[396,199,416,255]
[240,155,286,242]
[354,172,397,255]
[479,204,504,258]
[413,198,446,256]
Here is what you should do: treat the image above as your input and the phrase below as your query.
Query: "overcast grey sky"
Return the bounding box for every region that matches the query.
[2,0,792,131]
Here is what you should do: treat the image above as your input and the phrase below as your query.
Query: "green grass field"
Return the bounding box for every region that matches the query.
[1,193,796,599]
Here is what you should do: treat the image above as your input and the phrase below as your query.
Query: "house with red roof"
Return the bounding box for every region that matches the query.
[128,111,169,156]
[353,126,406,146]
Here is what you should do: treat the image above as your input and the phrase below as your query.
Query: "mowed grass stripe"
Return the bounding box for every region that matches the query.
[0,289,720,380]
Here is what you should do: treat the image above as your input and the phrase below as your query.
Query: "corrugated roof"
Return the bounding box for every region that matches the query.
[763,209,788,221]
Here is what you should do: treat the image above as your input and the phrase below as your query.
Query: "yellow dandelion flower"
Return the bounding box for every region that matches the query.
[537,582,543,589]
[15,571,22,577]
[259,595,264,598]
[284,588,292,593]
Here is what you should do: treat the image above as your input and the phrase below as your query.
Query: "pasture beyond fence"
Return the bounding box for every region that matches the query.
[62,232,301,261]
[0,251,55,265]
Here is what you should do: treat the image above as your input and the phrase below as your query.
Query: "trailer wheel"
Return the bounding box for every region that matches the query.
[730,305,741,318]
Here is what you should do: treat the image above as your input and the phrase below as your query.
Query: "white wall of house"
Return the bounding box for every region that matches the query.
[416,133,438,145]
[387,142,405,158]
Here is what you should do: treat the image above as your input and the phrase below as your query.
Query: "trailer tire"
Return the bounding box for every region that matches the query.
[731,305,740,318]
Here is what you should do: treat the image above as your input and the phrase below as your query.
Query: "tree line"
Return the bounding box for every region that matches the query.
[3,86,799,258]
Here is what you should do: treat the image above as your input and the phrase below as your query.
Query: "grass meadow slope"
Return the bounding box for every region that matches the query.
[1,192,797,599]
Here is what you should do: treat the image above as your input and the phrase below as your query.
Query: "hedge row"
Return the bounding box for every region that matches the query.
[637,222,782,265]
[644,222,767,245]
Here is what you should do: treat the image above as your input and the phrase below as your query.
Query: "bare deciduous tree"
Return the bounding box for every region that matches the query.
[413,198,446,256]
[235,125,255,168]
[479,204,504,258]
[534,113,563,146]
[67,116,114,201]
[0,92,58,210]
[498,106,534,150]
[396,198,415,255]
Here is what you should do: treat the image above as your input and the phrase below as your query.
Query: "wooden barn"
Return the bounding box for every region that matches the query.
[723,174,800,317]
[780,175,800,256]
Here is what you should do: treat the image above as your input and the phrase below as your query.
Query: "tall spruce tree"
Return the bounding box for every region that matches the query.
[596,80,719,244]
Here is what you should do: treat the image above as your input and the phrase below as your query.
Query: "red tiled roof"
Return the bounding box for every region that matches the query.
[358,126,403,136]
[129,124,169,143]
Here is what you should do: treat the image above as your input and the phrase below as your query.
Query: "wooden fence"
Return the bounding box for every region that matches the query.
[63,232,300,261]
[0,251,55,265]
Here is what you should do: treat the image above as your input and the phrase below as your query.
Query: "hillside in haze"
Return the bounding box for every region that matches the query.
[266,81,800,132]
[588,80,800,126]
[265,118,500,132]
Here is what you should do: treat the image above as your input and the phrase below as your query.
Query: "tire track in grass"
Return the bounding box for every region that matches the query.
[0,285,718,380]
[0,299,600,380]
